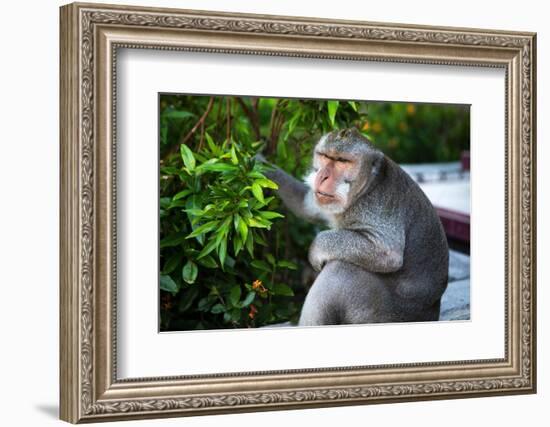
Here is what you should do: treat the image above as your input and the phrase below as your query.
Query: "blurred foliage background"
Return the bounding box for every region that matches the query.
[159,94,469,331]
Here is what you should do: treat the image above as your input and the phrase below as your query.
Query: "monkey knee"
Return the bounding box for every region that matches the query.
[298,302,338,326]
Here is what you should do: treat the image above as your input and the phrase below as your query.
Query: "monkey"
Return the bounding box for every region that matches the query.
[261,127,449,326]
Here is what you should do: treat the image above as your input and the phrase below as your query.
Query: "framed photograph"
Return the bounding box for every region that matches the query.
[60,2,536,423]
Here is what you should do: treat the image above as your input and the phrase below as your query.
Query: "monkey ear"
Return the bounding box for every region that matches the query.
[370,151,385,177]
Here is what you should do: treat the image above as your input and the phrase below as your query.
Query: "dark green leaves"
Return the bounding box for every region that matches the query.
[273,283,294,297]
[160,275,178,294]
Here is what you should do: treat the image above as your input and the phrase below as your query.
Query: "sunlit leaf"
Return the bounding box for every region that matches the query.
[259,211,284,220]
[230,145,238,165]
[180,144,196,171]
[327,100,339,127]
[254,178,278,189]
[251,182,264,203]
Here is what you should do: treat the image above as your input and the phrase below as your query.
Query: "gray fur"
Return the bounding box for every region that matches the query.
[264,128,449,326]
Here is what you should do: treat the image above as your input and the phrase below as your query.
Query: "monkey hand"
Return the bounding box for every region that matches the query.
[308,235,331,272]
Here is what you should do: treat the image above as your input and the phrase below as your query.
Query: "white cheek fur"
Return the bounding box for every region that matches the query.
[335,182,350,199]
[304,170,317,189]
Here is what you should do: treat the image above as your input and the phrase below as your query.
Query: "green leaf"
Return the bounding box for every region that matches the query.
[184,208,204,216]
[245,232,254,257]
[160,197,172,209]
[205,132,217,154]
[239,291,256,308]
[182,260,198,284]
[198,297,213,312]
[254,178,278,189]
[258,211,284,220]
[160,275,178,294]
[251,182,264,203]
[197,238,218,259]
[167,200,188,210]
[196,255,218,269]
[233,234,243,256]
[236,215,248,243]
[278,260,298,270]
[228,286,241,306]
[180,144,196,171]
[211,304,226,314]
[162,252,182,274]
[230,145,238,165]
[248,217,271,228]
[251,260,271,272]
[247,170,267,179]
[160,232,187,248]
[348,101,358,111]
[197,162,237,173]
[273,283,294,296]
[266,253,276,266]
[218,238,227,267]
[186,220,219,239]
[172,189,192,201]
[327,100,339,127]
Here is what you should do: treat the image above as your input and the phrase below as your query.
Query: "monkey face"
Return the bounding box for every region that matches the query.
[305,129,383,214]
[305,149,359,213]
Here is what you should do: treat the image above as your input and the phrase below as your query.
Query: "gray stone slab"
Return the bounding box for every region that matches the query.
[440,279,470,321]
[448,249,470,282]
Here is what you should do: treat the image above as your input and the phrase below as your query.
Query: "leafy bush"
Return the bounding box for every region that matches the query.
[160,136,301,330]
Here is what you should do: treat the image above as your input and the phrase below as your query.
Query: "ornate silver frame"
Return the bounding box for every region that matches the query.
[59,2,537,423]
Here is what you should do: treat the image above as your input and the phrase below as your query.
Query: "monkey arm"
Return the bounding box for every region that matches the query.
[264,165,326,223]
[308,228,405,274]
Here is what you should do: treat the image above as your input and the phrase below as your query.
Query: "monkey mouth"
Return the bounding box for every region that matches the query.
[315,191,337,203]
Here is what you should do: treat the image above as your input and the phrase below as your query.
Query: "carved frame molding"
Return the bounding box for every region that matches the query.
[60,2,536,423]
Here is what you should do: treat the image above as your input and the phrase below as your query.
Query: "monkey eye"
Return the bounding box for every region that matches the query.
[336,157,352,163]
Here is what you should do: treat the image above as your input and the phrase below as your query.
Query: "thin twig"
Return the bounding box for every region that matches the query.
[179,96,215,147]
[268,99,280,153]
[198,119,205,151]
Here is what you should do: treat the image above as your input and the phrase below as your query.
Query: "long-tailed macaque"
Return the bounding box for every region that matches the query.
[263,128,449,325]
